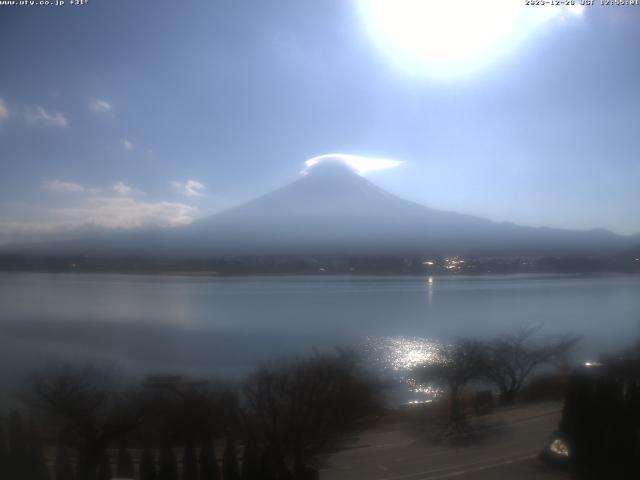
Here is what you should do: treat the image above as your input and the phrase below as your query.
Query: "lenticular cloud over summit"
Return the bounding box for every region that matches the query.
[302,153,403,176]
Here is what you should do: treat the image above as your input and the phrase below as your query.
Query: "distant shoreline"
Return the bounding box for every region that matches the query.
[1,268,638,278]
[1,252,639,276]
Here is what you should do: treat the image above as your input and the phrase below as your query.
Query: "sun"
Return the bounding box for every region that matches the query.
[356,0,584,77]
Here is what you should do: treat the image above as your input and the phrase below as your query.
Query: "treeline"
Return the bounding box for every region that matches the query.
[414,333,640,479]
[0,350,380,480]
[413,327,579,426]
[1,253,639,275]
[0,411,49,480]
[0,415,256,480]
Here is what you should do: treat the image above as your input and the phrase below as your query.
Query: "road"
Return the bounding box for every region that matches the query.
[321,402,569,480]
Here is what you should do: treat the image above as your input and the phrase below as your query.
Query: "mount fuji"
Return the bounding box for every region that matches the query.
[7,159,636,258]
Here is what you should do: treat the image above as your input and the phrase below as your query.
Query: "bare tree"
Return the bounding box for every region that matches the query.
[97,448,112,480]
[158,442,178,480]
[483,326,578,404]
[243,350,379,476]
[222,436,240,480]
[241,436,259,480]
[140,374,234,444]
[414,340,487,426]
[27,419,49,480]
[54,445,74,480]
[116,440,135,478]
[199,439,220,480]
[183,440,199,480]
[7,411,29,479]
[139,447,157,480]
[0,417,7,480]
[25,362,145,480]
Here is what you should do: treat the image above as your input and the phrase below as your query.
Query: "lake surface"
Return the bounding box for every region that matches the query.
[0,272,638,384]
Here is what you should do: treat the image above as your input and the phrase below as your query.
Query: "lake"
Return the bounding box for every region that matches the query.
[0,272,638,385]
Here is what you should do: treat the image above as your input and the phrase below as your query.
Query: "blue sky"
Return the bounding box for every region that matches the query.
[1,0,639,244]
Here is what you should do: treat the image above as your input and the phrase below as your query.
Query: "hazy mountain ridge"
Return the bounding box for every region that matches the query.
[3,162,637,258]
[184,162,632,256]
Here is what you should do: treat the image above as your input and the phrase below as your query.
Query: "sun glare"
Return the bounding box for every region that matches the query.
[357,0,584,77]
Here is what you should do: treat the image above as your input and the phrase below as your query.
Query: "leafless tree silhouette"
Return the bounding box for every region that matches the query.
[25,363,144,480]
[415,340,486,427]
[483,326,578,404]
[243,350,379,476]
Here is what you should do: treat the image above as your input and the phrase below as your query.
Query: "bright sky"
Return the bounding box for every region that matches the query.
[1,0,639,244]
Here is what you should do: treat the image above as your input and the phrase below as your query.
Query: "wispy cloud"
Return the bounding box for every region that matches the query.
[0,222,67,246]
[44,180,85,193]
[0,198,196,245]
[44,179,142,197]
[171,179,206,197]
[123,138,135,151]
[26,106,68,128]
[0,98,9,121]
[53,197,196,229]
[111,181,132,195]
[2,172,214,245]
[89,98,112,113]
[1,177,201,245]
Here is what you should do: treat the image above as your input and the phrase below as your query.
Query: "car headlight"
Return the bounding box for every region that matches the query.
[549,438,570,457]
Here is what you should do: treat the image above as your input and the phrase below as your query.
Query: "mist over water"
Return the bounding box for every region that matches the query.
[1,272,638,388]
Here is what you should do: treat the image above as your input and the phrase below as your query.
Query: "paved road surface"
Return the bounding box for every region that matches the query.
[321,402,569,480]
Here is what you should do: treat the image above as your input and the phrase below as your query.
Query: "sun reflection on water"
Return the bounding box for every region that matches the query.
[368,335,440,370]
[365,335,445,401]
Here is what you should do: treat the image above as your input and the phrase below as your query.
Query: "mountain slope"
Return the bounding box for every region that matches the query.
[183,161,629,256]
[6,161,635,257]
